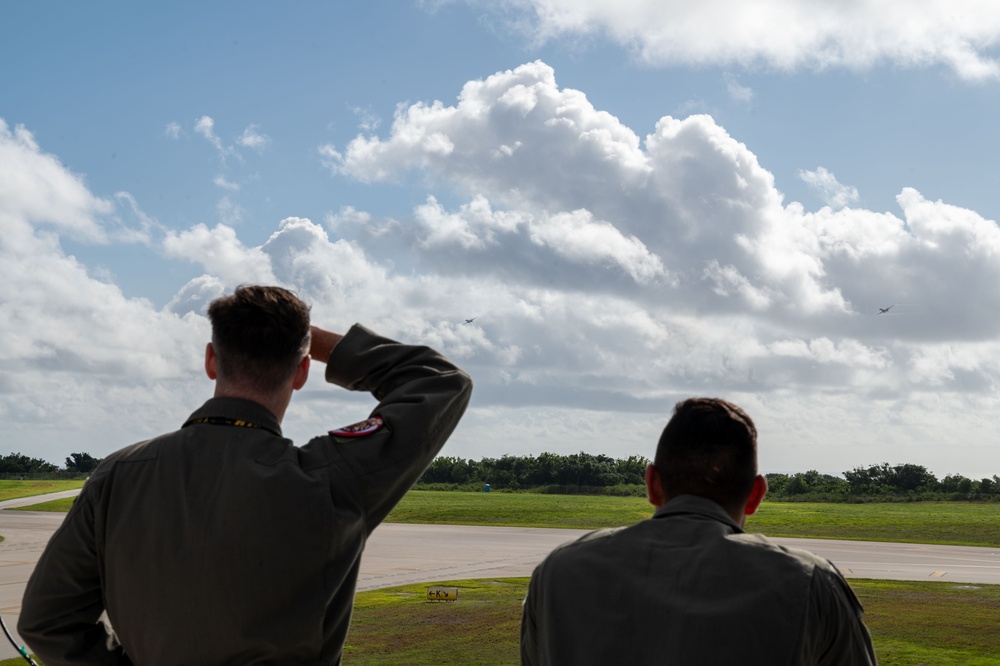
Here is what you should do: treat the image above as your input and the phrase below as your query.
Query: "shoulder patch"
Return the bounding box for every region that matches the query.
[330,415,384,438]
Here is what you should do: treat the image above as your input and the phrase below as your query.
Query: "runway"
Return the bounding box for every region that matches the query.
[359,523,1000,590]
[1,491,999,658]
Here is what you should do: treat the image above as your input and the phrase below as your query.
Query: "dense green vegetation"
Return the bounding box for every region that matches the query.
[420,452,648,490]
[0,452,102,480]
[420,454,1000,502]
[0,453,59,475]
[63,453,102,474]
[767,463,1000,501]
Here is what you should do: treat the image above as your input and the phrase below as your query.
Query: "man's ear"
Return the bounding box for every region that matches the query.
[205,343,218,380]
[291,355,310,391]
[743,474,768,516]
[645,464,667,508]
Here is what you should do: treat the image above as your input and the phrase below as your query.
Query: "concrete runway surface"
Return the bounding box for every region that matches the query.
[1,491,999,659]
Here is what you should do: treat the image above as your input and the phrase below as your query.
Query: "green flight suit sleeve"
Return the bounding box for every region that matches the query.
[520,566,543,666]
[17,476,131,666]
[319,324,473,531]
[801,565,878,665]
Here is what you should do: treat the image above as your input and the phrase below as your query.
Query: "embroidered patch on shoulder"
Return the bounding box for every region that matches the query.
[330,415,384,438]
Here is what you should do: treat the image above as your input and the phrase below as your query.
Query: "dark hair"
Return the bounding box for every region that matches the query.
[654,397,758,513]
[207,285,311,392]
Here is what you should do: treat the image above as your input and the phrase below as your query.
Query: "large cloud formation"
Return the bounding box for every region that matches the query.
[0,120,207,451]
[471,0,1000,81]
[322,61,1000,472]
[4,60,1000,475]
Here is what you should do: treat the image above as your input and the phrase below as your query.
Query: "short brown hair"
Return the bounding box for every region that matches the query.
[207,285,311,392]
[654,398,758,514]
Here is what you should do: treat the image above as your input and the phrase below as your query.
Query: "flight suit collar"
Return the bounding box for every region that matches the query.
[652,494,744,533]
[183,397,283,437]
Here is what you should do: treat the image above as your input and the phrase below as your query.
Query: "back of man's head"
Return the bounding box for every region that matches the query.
[207,285,311,393]
[654,397,758,515]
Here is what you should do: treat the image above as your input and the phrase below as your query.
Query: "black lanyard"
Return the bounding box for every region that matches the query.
[183,416,281,437]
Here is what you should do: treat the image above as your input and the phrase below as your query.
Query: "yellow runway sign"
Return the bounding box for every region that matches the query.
[426,586,459,601]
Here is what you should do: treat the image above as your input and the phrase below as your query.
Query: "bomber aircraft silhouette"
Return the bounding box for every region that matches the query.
[463,317,478,325]
[878,305,894,314]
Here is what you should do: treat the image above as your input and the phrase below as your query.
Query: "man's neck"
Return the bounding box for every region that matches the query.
[213,385,291,423]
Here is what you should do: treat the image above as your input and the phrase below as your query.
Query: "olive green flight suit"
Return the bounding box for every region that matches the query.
[521,495,877,665]
[19,324,472,666]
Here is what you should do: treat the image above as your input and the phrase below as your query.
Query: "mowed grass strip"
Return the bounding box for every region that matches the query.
[340,578,1000,666]
[750,501,1000,547]
[10,497,76,512]
[342,579,524,665]
[388,490,1000,547]
[14,486,1000,547]
[852,579,1000,665]
[386,490,655,530]
[0,480,84,502]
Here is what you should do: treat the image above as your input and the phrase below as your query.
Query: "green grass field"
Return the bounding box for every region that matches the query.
[10,498,75,513]
[348,578,1000,665]
[0,480,83,502]
[387,490,656,529]
[388,490,1000,547]
[342,579,526,665]
[14,487,1000,547]
[751,501,1000,547]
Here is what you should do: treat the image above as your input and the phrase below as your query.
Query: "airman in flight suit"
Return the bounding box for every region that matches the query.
[20,285,472,665]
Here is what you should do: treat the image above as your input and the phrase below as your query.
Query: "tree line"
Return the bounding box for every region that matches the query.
[419,455,1000,500]
[419,453,649,492]
[6,449,996,501]
[767,463,1000,500]
[0,452,104,477]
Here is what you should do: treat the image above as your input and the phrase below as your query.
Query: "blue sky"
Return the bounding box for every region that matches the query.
[5,0,1000,478]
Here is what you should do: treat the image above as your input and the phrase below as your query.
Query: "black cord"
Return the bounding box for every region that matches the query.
[0,614,39,665]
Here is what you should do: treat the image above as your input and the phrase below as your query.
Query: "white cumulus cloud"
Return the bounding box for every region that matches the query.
[0,120,114,243]
[163,223,276,286]
[723,72,754,103]
[195,115,226,155]
[477,0,1000,81]
[800,167,860,209]
[164,122,182,139]
[236,124,270,150]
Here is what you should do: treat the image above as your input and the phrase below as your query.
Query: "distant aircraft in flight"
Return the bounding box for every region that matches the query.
[463,317,478,325]
[878,305,894,314]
